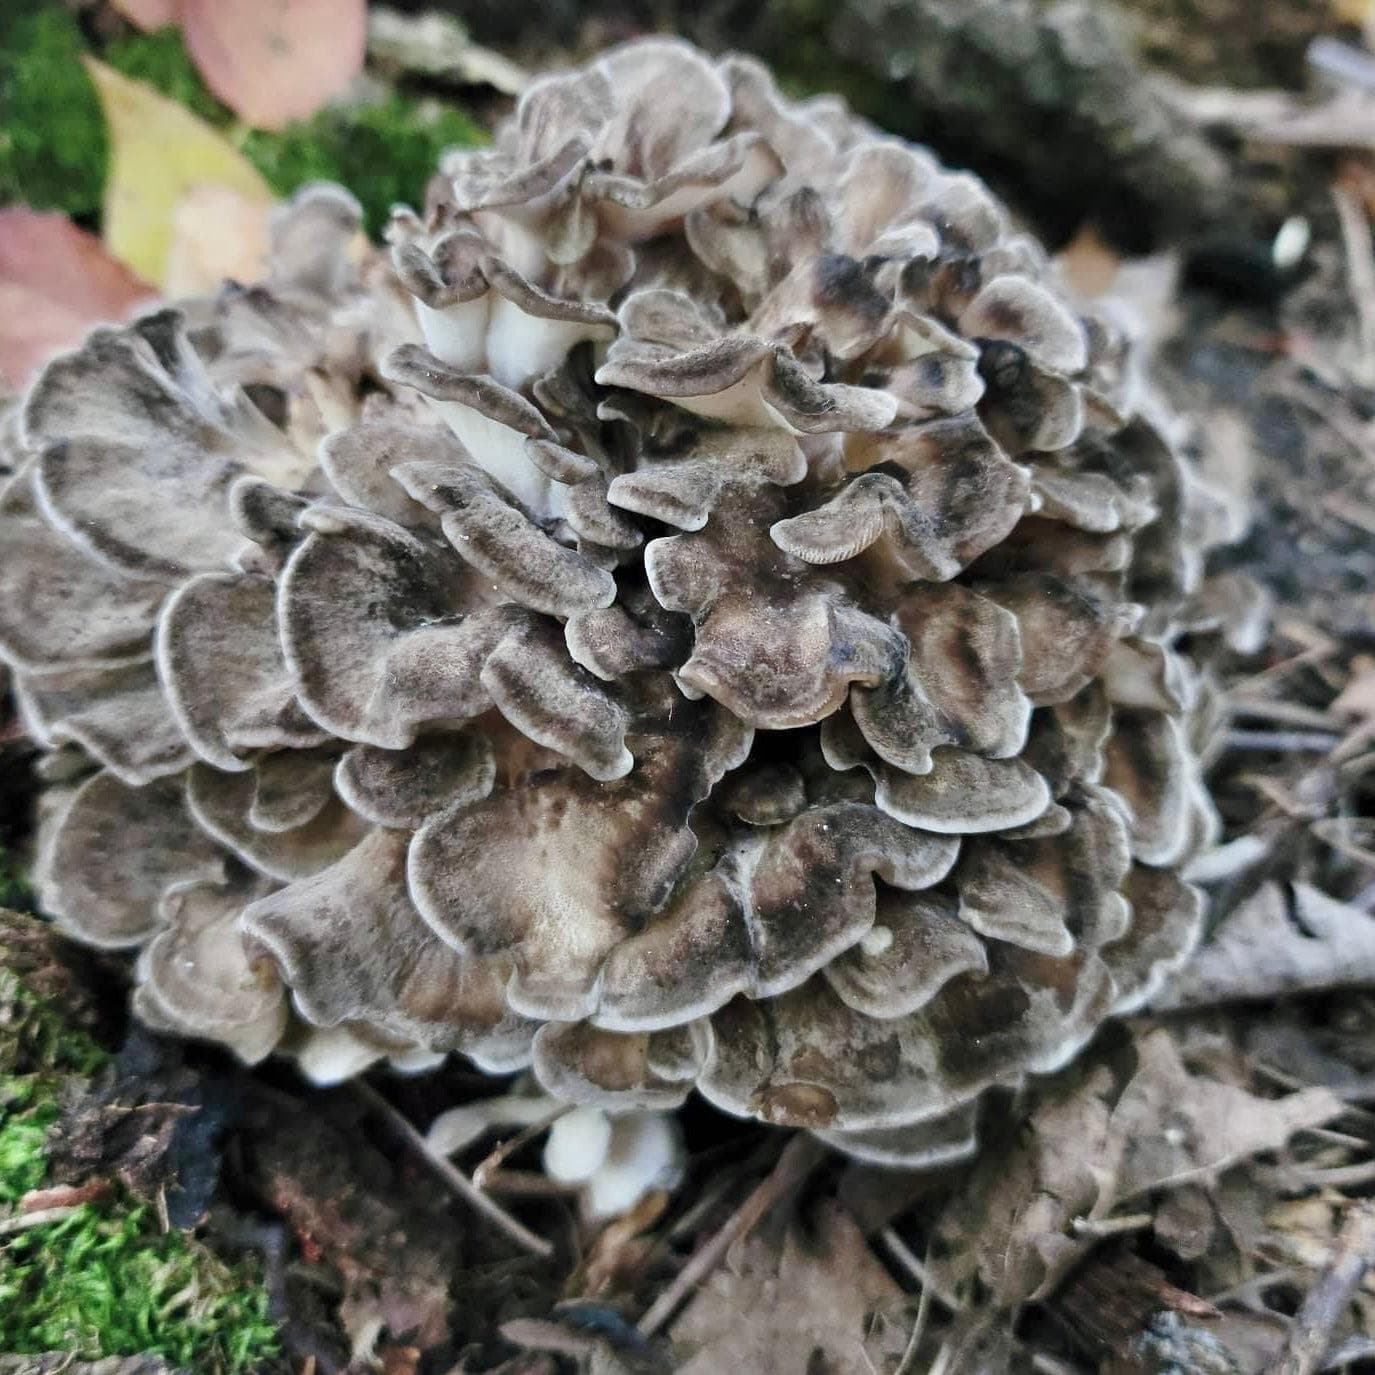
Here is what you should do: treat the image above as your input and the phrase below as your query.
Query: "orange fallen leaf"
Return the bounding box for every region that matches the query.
[0,209,155,387]
[181,0,366,131]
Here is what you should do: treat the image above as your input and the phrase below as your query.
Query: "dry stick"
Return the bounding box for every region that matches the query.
[0,1204,81,1235]
[1334,180,1375,389]
[880,1226,965,1313]
[1230,696,1345,731]
[893,1260,934,1375]
[1274,1199,1375,1375]
[637,1133,827,1336]
[1225,729,1342,754]
[353,1080,553,1260]
[472,1104,569,1189]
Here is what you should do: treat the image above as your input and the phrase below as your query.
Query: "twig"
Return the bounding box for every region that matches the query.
[475,1169,581,1199]
[0,1205,81,1234]
[1290,1159,1375,1190]
[1030,1356,1082,1375]
[18,1179,112,1212]
[637,1133,826,1335]
[1274,1200,1375,1375]
[1208,1267,1306,1308]
[879,1226,965,1312]
[1070,1212,1154,1238]
[894,1254,934,1375]
[1230,697,1344,732]
[353,1080,554,1260]
[1309,37,1375,94]
[1225,729,1341,754]
[472,1104,569,1189]
[1334,179,1375,388]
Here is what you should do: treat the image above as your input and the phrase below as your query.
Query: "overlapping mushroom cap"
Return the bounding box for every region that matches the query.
[4,42,1229,1165]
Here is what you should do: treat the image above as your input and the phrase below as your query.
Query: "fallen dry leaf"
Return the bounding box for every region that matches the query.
[1109,1030,1342,1201]
[181,0,366,131]
[162,184,274,296]
[671,1200,910,1374]
[0,209,154,386]
[1154,881,1375,1010]
[110,0,179,31]
[84,58,274,286]
[935,1029,1344,1305]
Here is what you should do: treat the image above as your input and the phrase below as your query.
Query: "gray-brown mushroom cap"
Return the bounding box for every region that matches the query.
[2,42,1228,1164]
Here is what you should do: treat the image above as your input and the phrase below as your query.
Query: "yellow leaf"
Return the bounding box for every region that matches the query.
[84,58,274,287]
[163,186,273,298]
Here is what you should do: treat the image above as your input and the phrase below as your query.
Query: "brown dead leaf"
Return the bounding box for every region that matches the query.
[936,1062,1121,1305]
[1269,1195,1375,1302]
[162,184,273,297]
[0,209,154,386]
[181,0,366,130]
[1154,881,1375,1009]
[934,1029,1344,1305]
[671,1200,909,1374]
[1109,1030,1343,1200]
[1153,1184,1218,1261]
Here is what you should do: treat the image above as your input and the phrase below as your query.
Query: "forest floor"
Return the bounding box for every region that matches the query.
[8,3,1375,1372]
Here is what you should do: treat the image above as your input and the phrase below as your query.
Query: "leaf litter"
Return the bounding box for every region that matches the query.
[10,5,1375,1374]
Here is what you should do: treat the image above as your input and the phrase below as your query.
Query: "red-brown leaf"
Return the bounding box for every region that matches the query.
[180,0,366,131]
[110,0,180,32]
[0,209,155,387]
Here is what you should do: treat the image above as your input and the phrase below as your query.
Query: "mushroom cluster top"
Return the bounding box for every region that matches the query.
[2,40,1232,1165]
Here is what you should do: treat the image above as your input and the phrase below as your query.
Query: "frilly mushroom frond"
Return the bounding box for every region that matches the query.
[4,43,1234,1165]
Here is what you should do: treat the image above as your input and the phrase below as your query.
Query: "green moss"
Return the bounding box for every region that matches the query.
[0,1199,279,1371]
[0,8,485,237]
[0,937,278,1372]
[0,964,106,1081]
[0,6,107,219]
[240,95,487,234]
[0,1099,55,1203]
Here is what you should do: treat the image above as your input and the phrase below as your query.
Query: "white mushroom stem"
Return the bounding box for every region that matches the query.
[485,296,611,390]
[544,1107,687,1221]
[423,396,571,520]
[426,1092,562,1157]
[416,296,491,372]
[294,1025,390,1083]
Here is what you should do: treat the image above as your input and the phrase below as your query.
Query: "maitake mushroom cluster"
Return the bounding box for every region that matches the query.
[1,40,1233,1165]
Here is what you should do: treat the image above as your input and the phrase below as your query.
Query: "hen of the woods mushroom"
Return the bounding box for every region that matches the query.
[1,40,1240,1166]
